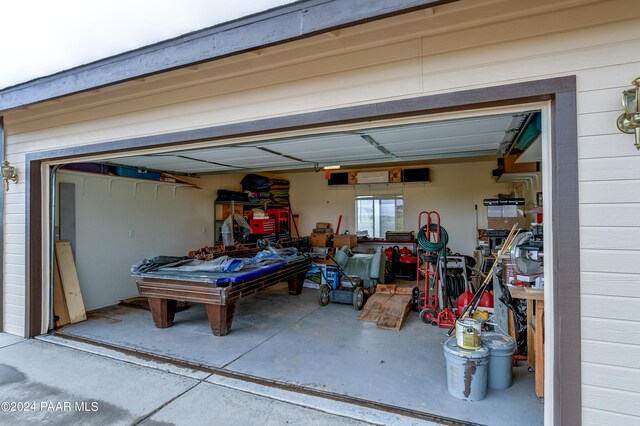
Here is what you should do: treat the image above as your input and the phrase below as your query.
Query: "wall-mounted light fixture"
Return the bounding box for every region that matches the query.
[1,159,18,191]
[617,77,640,150]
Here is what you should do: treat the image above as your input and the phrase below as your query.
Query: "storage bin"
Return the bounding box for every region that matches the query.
[114,166,161,180]
[61,163,110,174]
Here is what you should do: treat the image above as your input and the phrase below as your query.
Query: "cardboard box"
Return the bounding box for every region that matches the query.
[311,232,332,247]
[315,222,331,229]
[312,228,334,234]
[503,154,537,173]
[333,234,357,248]
[221,204,243,218]
[488,217,530,230]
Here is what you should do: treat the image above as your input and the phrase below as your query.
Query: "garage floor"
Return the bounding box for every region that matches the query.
[57,283,543,425]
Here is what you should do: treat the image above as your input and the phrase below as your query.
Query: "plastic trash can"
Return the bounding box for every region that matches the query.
[443,337,490,401]
[481,332,516,390]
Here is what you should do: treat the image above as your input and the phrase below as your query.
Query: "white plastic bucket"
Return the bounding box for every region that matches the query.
[481,332,516,390]
[443,337,490,401]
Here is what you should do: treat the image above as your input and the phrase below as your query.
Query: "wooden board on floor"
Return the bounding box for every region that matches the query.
[52,254,70,328]
[360,283,413,331]
[54,240,86,323]
[359,292,392,322]
[375,284,396,294]
[376,294,412,331]
[393,285,413,295]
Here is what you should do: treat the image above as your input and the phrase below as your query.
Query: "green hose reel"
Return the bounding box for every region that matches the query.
[417,223,449,254]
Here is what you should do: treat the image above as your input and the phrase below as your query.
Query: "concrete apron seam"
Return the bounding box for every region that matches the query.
[35,334,214,381]
[220,305,324,370]
[0,340,28,351]
[131,380,204,426]
[37,333,476,426]
[203,373,442,426]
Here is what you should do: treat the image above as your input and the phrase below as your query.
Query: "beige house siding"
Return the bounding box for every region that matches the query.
[3,0,640,422]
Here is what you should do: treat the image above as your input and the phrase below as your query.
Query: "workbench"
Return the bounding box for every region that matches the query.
[508,285,544,398]
[134,256,311,336]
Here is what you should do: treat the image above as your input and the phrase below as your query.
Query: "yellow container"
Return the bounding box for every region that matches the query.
[456,318,482,350]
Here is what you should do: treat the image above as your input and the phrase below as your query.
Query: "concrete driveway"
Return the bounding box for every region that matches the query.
[0,333,433,426]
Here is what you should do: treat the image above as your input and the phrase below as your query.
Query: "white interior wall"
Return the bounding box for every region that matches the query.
[279,159,510,255]
[54,171,241,311]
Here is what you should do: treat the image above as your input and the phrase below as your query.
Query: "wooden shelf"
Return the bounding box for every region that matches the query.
[506,284,544,301]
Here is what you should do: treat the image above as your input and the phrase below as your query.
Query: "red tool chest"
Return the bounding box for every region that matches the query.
[250,218,276,234]
[267,208,289,233]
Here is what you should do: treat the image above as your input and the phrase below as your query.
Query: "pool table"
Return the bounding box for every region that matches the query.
[134,256,311,336]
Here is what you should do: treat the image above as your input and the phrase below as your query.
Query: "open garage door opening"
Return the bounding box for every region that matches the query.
[46,107,548,425]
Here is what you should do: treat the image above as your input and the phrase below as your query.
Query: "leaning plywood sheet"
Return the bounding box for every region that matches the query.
[359,292,393,322]
[54,240,86,323]
[376,294,412,331]
[52,255,71,328]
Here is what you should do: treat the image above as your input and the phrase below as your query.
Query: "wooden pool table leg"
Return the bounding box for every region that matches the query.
[205,302,237,336]
[147,297,177,328]
[288,272,306,295]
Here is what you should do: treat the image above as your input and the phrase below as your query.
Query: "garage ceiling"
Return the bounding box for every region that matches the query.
[104,111,534,175]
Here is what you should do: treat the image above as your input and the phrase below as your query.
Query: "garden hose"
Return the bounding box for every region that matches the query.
[417,223,449,254]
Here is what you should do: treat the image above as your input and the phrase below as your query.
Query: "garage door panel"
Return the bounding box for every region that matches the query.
[178,147,273,162]
[366,115,516,142]
[282,145,381,161]
[264,133,368,154]
[170,165,238,173]
[393,144,499,156]
[380,132,505,149]
[303,152,387,163]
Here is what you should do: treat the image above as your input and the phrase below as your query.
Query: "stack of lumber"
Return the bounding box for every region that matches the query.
[359,284,412,331]
[53,240,86,328]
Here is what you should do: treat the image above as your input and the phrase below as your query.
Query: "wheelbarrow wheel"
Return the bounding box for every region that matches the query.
[353,287,365,310]
[318,284,331,306]
[420,307,437,324]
